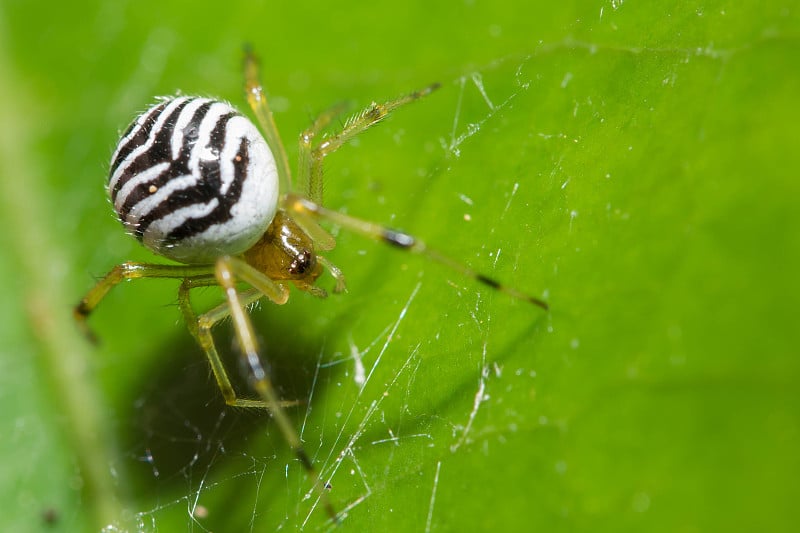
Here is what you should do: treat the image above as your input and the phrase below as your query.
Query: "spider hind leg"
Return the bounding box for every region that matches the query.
[211,256,339,522]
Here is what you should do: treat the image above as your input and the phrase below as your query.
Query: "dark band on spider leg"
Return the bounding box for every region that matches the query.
[529,296,549,310]
[476,274,501,290]
[74,302,99,344]
[477,274,550,310]
[296,448,338,520]
[74,301,91,317]
[417,83,441,97]
[382,229,416,249]
[296,448,315,471]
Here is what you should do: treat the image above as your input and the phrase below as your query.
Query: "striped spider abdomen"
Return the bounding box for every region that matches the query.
[108,96,280,264]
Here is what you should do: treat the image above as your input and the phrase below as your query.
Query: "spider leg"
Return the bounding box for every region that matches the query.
[243,48,293,194]
[284,194,549,310]
[298,101,349,202]
[213,255,339,522]
[317,255,347,294]
[74,262,215,342]
[301,83,440,205]
[177,280,299,409]
[289,207,337,251]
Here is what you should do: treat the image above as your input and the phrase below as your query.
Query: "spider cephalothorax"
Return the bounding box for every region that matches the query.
[244,210,323,285]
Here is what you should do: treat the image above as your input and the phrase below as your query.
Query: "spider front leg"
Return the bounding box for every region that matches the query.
[299,83,440,205]
[285,194,549,310]
[211,256,339,521]
[179,281,294,409]
[243,48,293,194]
[74,262,216,341]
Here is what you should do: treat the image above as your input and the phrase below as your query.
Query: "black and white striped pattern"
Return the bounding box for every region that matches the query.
[108,96,279,264]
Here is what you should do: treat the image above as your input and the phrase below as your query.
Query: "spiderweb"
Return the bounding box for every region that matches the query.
[3,0,792,530]
[110,49,560,531]
[103,24,752,526]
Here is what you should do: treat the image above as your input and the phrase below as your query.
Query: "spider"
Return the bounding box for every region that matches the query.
[74,49,548,522]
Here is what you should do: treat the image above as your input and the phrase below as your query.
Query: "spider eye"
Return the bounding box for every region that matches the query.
[289,250,313,275]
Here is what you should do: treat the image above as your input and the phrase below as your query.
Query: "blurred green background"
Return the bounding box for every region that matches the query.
[1,1,798,531]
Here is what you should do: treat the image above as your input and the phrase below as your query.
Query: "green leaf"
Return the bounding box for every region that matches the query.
[1,1,797,531]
